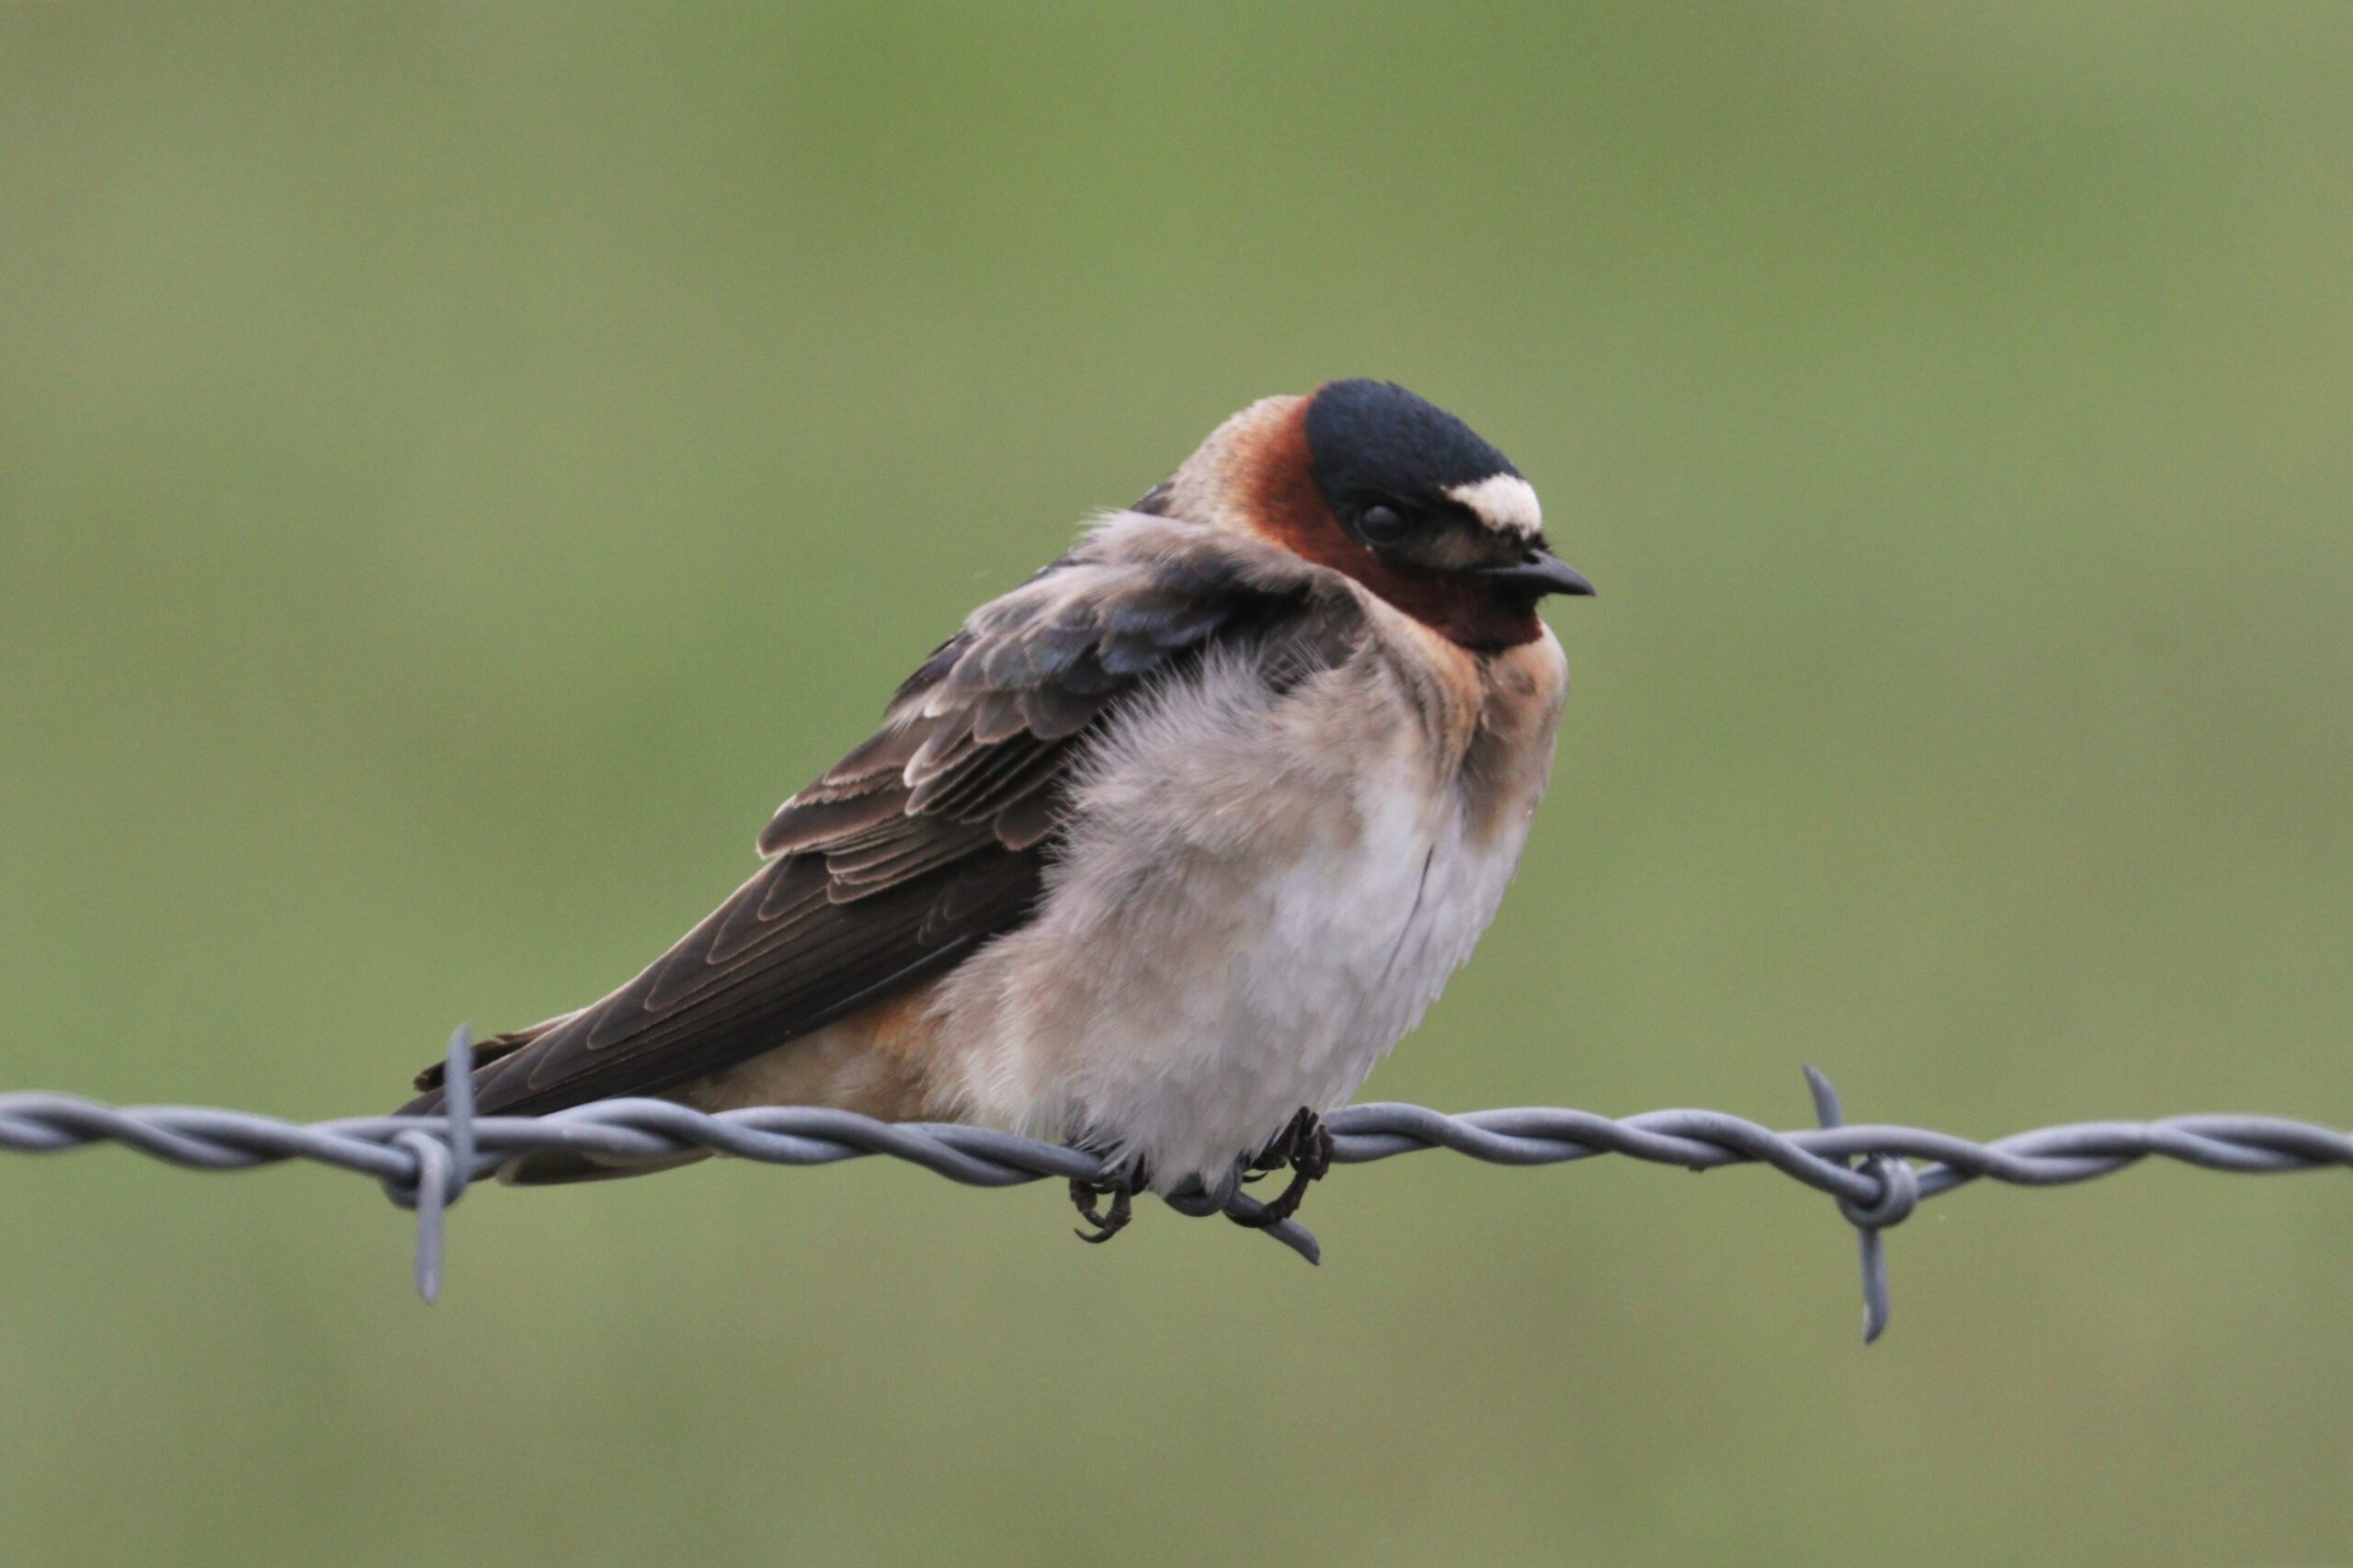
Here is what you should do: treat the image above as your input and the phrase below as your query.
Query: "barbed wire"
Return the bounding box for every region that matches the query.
[2,1027,2347,1341]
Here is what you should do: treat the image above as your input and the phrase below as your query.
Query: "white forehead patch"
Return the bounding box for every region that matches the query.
[1445,472,1542,539]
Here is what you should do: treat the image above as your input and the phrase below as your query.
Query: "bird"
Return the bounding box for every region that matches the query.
[402,379,1594,1239]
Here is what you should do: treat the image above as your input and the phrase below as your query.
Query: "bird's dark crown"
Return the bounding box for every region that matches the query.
[1302,379,1521,517]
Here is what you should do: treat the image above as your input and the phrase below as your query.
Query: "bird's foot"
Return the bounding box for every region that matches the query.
[1233,1107,1335,1228]
[1069,1164,1144,1244]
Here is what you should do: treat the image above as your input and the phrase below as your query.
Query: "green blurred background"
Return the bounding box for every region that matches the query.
[4,5,2350,1563]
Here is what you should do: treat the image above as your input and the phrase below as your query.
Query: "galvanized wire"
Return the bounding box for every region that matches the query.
[2,1027,2348,1340]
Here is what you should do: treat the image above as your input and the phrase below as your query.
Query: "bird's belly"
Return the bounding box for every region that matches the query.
[1140,801,1510,1175]
[943,773,1535,1189]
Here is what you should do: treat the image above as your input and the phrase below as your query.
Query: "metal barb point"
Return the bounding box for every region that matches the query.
[1805,1064,1915,1345]
[399,1025,476,1304]
[442,1023,476,1189]
[1161,1165,1323,1264]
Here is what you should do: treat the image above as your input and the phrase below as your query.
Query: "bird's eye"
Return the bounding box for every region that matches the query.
[1358,505,1409,546]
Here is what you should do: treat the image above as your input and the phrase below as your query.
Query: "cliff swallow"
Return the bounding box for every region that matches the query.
[404,380,1593,1238]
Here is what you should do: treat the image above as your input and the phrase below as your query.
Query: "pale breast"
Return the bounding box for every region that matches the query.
[930,615,1568,1189]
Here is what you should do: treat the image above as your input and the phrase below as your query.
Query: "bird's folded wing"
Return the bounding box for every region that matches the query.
[407,513,1347,1116]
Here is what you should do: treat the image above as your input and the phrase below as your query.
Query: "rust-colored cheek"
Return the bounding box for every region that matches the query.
[1244,402,1543,653]
[1241,401,1344,562]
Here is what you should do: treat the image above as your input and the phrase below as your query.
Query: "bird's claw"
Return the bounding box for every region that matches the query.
[1232,1108,1335,1228]
[1069,1169,1138,1244]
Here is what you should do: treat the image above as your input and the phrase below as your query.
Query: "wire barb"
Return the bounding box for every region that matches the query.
[2,1035,2347,1337]
[379,1025,478,1301]
[1804,1065,1918,1343]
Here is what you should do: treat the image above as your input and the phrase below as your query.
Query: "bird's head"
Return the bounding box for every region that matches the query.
[1160,380,1594,652]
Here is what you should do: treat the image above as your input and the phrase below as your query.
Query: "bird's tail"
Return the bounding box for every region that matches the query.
[394,1017,712,1187]
[401,1027,539,1112]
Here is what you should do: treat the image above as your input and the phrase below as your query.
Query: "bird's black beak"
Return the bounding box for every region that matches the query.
[1471,548,1597,599]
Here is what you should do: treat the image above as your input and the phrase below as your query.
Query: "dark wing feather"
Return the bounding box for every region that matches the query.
[404,517,1341,1117]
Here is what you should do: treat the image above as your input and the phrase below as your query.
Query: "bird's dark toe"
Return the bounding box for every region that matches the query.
[1068,1172,1138,1244]
[1232,1108,1333,1226]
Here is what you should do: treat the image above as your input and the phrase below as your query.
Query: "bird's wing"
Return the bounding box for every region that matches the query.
[405,511,1348,1116]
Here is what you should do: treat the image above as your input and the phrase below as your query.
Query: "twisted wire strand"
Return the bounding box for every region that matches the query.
[1,1028,2347,1337]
